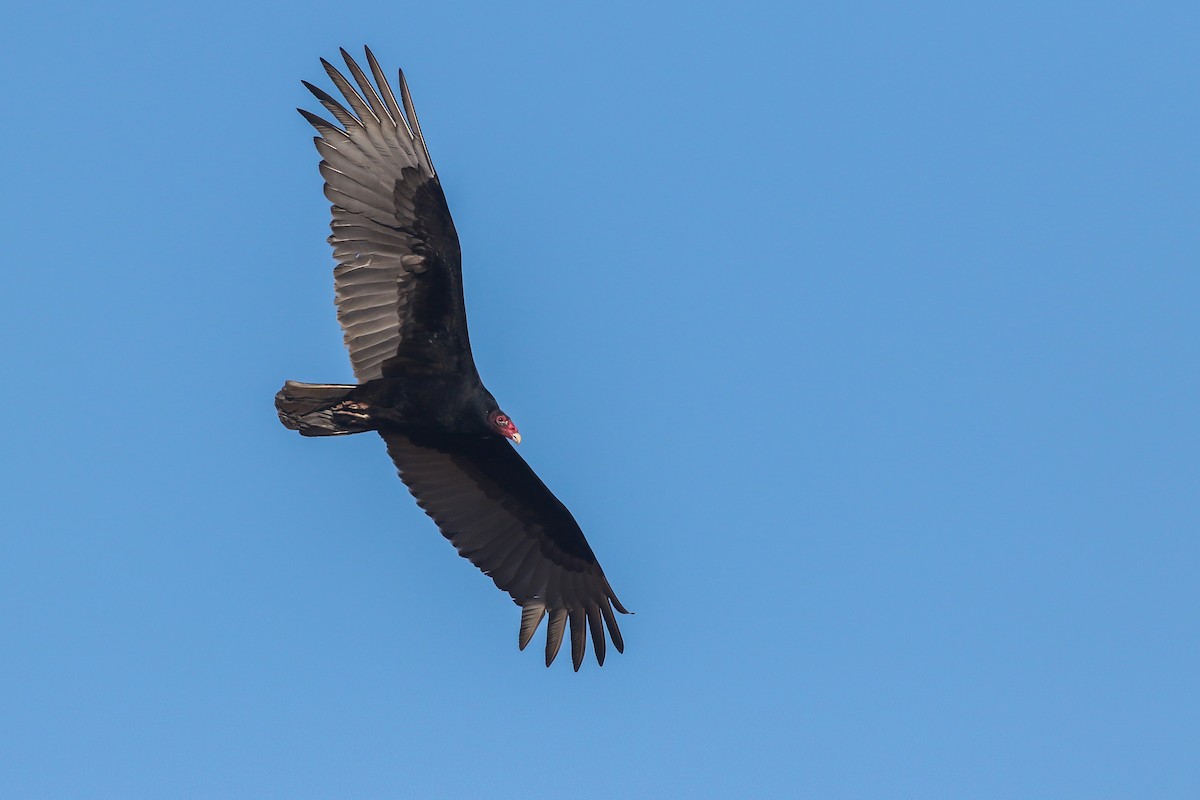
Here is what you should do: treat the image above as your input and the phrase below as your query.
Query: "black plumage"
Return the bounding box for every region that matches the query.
[275,48,628,670]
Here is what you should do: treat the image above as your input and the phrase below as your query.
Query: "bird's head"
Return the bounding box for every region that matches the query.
[489,410,521,444]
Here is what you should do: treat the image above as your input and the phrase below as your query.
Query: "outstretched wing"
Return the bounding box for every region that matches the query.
[301,48,474,381]
[381,432,629,670]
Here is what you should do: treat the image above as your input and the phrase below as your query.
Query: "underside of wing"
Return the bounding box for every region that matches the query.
[301,48,474,381]
[380,432,629,670]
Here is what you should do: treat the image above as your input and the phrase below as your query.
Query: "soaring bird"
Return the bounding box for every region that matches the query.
[275,48,628,670]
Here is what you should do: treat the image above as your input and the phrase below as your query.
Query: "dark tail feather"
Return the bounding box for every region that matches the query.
[275,381,369,436]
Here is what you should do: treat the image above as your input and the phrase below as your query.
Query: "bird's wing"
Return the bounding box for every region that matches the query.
[301,48,473,381]
[381,431,629,670]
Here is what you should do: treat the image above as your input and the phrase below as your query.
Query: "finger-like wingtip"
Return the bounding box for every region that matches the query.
[544,608,567,667]
[518,601,546,651]
[587,605,606,666]
[568,608,586,672]
[600,601,625,654]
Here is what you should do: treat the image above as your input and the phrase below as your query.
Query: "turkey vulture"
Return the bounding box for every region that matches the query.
[275,48,628,670]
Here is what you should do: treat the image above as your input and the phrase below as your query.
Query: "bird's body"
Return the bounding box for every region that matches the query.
[276,48,627,670]
[278,376,500,434]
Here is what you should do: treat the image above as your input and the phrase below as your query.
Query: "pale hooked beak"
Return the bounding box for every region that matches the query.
[511,432,522,445]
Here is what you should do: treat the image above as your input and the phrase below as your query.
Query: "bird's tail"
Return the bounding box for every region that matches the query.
[275,381,370,436]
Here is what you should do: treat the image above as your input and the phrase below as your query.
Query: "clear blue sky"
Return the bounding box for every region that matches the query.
[2,2,1197,797]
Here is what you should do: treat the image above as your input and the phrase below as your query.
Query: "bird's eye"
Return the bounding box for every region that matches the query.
[495,415,508,426]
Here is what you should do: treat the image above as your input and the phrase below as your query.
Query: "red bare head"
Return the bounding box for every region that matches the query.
[490,411,521,444]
